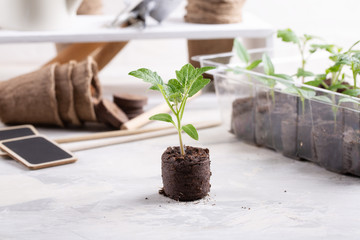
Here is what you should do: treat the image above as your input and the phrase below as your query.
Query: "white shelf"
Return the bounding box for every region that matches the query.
[0,13,274,44]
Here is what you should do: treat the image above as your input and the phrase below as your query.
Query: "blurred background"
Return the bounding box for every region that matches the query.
[0,0,359,91]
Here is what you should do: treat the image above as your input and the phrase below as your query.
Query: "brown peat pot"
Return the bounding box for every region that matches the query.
[160,146,211,201]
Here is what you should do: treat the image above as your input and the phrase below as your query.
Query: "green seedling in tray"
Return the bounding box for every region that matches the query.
[233,39,293,102]
[129,64,215,156]
[277,28,339,84]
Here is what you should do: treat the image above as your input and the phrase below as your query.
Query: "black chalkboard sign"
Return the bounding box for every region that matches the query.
[0,125,38,140]
[0,135,77,169]
[0,125,38,156]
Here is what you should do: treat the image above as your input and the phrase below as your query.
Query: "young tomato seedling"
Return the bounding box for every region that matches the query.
[129,64,215,156]
[277,28,339,84]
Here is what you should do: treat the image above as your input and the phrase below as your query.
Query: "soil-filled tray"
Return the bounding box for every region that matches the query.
[194,50,360,177]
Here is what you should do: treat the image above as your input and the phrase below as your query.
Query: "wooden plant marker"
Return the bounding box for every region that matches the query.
[0,135,77,170]
[0,125,38,156]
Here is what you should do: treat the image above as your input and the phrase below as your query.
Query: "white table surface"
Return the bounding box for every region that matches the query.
[0,13,274,43]
[0,94,359,240]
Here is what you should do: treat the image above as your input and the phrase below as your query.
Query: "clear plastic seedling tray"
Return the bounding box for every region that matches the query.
[193,49,360,176]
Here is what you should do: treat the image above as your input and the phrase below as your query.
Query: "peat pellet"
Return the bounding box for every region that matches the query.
[161,146,211,201]
[95,99,128,129]
[113,93,148,110]
[124,108,145,115]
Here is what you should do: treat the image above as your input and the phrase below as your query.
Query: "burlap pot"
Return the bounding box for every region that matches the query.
[71,57,102,122]
[187,1,245,15]
[77,0,103,15]
[54,61,81,126]
[186,0,246,71]
[185,0,246,24]
[0,64,63,127]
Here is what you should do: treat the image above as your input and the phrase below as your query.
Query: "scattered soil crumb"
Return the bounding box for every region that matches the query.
[145,197,148,200]
[284,190,287,193]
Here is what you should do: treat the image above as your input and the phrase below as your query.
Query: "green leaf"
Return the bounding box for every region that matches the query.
[304,34,318,41]
[327,63,342,73]
[149,113,174,124]
[314,74,327,81]
[149,85,160,91]
[167,79,184,94]
[168,92,182,103]
[195,66,216,79]
[328,84,348,92]
[277,29,299,44]
[309,44,336,54]
[254,76,276,88]
[312,95,333,104]
[343,89,360,97]
[272,73,293,81]
[175,64,214,87]
[338,97,360,105]
[305,79,323,87]
[129,68,163,91]
[188,76,210,97]
[282,86,301,96]
[176,63,196,86]
[246,59,262,70]
[234,39,250,64]
[182,124,199,140]
[262,53,275,75]
[296,68,314,78]
[298,88,316,99]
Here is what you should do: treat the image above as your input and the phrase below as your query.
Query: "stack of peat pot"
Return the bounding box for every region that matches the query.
[0,57,102,127]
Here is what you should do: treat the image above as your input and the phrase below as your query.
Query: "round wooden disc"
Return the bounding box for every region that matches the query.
[113,93,148,110]
[95,99,129,129]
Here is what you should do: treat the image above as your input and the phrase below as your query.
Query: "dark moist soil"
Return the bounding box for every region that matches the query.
[296,99,317,161]
[160,146,211,202]
[255,91,273,148]
[231,97,255,144]
[343,129,360,175]
[312,121,345,173]
[281,116,298,159]
[297,117,315,161]
[270,92,298,152]
[318,79,349,94]
[342,102,360,130]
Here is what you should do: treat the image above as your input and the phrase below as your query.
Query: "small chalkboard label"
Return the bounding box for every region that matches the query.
[0,135,77,170]
[0,125,38,156]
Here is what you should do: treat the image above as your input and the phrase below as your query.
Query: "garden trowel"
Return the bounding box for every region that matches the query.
[111,0,182,27]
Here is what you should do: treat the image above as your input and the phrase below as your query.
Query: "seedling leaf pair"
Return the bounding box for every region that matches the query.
[129,64,214,155]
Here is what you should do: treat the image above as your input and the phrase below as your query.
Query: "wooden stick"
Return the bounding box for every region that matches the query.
[56,92,206,143]
[92,41,129,71]
[43,20,129,68]
[67,120,221,152]
[121,103,170,130]
[55,124,172,144]
[43,42,107,67]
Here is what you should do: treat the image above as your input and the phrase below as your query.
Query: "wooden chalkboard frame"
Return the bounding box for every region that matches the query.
[0,135,77,170]
[0,125,38,156]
